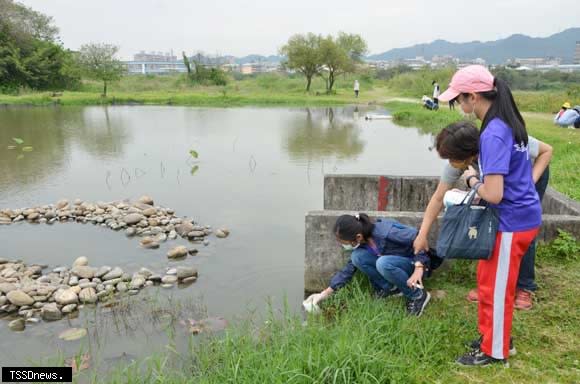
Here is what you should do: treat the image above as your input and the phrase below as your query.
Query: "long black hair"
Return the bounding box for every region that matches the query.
[462,77,528,145]
[436,121,480,160]
[333,213,374,241]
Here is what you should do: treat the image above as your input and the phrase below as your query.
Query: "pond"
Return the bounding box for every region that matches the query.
[0,105,445,367]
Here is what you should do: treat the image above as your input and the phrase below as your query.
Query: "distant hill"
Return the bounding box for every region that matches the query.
[234,55,283,64]
[367,28,580,64]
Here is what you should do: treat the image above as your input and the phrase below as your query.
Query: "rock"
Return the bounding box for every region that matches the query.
[95,266,112,278]
[59,327,87,341]
[72,256,89,267]
[27,212,40,221]
[167,246,188,259]
[56,199,69,209]
[55,289,78,305]
[148,275,162,283]
[9,318,25,331]
[129,276,145,289]
[161,275,178,284]
[79,282,97,289]
[161,284,174,289]
[203,239,210,246]
[431,290,448,300]
[216,228,230,238]
[0,296,6,306]
[154,233,167,243]
[145,280,154,287]
[68,276,79,286]
[188,248,199,256]
[168,230,177,240]
[187,231,206,239]
[125,227,137,237]
[137,268,153,278]
[140,237,160,249]
[0,283,17,294]
[71,266,95,279]
[74,199,83,205]
[102,267,123,281]
[6,290,34,306]
[61,304,77,313]
[103,278,122,286]
[181,277,197,284]
[70,285,82,295]
[116,282,128,292]
[176,266,198,280]
[123,213,145,225]
[41,303,62,321]
[79,288,98,303]
[175,222,194,237]
[142,208,157,217]
[138,196,154,205]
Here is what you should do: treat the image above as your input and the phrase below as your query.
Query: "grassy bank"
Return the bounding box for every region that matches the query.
[91,235,579,384]
[387,101,580,200]
[0,74,391,107]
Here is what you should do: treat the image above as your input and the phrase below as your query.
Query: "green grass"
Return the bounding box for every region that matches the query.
[95,239,580,384]
[0,73,391,107]
[386,101,580,201]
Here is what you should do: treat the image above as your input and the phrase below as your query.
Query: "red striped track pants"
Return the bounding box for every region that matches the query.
[477,228,539,359]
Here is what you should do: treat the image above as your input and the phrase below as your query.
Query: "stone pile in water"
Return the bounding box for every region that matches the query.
[0,196,230,249]
[0,256,199,332]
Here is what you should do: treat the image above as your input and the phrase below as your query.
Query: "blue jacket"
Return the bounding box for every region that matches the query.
[329,219,437,291]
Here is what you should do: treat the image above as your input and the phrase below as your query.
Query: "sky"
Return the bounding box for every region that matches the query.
[18,0,580,60]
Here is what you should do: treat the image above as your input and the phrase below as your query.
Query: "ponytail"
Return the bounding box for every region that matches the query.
[479,78,528,145]
[333,213,374,241]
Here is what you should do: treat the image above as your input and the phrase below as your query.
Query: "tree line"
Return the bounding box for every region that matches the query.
[280,32,367,93]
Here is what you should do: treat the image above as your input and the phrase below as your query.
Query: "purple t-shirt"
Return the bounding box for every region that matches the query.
[479,118,542,232]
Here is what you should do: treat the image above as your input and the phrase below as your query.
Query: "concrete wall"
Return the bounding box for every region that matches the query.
[308,175,580,292]
[324,175,580,216]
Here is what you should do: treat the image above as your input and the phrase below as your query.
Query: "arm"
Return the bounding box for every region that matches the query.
[532,141,553,183]
[305,260,356,307]
[414,181,452,253]
[466,172,504,205]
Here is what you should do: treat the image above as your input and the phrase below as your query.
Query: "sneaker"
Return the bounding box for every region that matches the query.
[468,337,517,356]
[375,287,403,299]
[456,349,508,367]
[466,288,478,302]
[515,289,533,310]
[406,290,430,317]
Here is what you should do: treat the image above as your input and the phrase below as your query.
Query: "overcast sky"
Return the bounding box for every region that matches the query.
[18,0,580,60]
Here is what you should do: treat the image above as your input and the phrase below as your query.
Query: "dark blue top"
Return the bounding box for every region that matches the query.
[329,219,431,291]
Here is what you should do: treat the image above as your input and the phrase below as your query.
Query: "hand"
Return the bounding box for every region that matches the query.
[303,288,333,313]
[462,166,479,187]
[406,269,424,289]
[413,234,429,255]
[304,293,325,306]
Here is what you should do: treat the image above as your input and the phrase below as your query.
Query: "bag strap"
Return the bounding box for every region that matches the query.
[459,187,479,206]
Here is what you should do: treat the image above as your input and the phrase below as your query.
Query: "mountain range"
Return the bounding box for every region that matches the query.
[367,28,580,64]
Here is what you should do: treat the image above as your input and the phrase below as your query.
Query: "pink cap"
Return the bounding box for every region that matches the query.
[439,65,495,102]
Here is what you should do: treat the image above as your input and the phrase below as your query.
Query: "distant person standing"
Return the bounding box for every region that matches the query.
[354,80,360,98]
[449,99,455,111]
[432,81,440,107]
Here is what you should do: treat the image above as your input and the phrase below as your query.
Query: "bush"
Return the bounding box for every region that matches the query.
[537,230,580,263]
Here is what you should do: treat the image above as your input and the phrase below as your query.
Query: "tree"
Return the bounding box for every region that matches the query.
[0,0,80,92]
[78,43,125,97]
[280,33,323,91]
[319,33,367,93]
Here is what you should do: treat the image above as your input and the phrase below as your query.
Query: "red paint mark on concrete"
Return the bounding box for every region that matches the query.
[378,176,389,211]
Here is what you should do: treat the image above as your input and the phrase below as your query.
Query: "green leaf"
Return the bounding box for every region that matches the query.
[12,138,24,145]
[189,150,198,159]
[190,165,199,175]
[22,146,34,152]
[7,146,17,150]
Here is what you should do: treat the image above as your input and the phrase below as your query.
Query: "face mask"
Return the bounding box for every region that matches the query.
[341,243,359,251]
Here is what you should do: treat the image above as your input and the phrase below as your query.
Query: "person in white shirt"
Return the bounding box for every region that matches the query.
[354,80,360,98]
[432,81,440,106]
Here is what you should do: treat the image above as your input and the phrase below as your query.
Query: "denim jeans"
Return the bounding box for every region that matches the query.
[517,166,550,292]
[350,249,392,293]
[376,255,422,300]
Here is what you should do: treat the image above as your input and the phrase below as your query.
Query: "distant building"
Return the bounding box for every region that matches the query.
[509,57,562,67]
[124,61,187,75]
[134,51,177,62]
[239,62,280,75]
[575,41,580,64]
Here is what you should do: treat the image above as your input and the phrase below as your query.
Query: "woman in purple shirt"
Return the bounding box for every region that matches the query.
[437,65,542,367]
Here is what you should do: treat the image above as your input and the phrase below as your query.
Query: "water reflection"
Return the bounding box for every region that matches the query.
[0,106,129,193]
[283,107,365,160]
